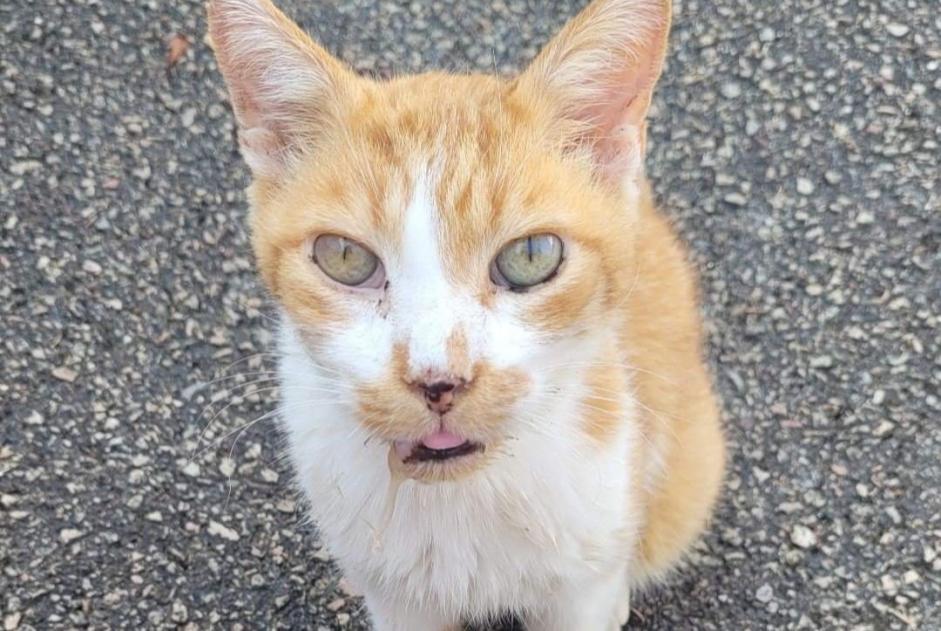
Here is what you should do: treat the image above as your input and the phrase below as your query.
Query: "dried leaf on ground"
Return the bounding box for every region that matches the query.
[166,34,190,70]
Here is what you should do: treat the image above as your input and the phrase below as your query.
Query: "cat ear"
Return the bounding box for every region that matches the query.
[207,0,359,180]
[516,0,671,185]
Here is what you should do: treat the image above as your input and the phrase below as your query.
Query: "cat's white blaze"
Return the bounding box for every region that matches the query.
[276,161,646,625]
[390,167,538,378]
[392,169,468,376]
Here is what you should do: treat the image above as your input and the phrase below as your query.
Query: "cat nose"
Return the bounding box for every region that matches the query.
[418,379,462,415]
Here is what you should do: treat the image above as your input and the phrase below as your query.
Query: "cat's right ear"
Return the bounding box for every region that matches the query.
[207,0,360,180]
[514,0,671,187]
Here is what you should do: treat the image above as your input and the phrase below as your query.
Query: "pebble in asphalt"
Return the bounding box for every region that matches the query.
[1,0,939,629]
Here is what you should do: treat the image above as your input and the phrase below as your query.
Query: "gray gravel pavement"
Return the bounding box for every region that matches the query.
[2,0,940,629]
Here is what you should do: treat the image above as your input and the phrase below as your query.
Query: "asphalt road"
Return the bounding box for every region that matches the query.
[1,0,939,629]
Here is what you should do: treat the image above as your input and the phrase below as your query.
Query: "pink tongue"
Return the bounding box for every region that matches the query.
[420,430,466,450]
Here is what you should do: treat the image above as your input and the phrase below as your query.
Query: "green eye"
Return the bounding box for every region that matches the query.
[312,235,383,287]
[493,234,564,290]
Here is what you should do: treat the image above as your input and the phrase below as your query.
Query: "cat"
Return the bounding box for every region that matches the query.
[207,0,726,629]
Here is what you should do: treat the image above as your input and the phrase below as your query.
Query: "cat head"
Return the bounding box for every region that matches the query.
[208,0,671,481]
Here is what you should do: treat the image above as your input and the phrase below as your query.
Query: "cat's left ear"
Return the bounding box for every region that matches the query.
[207,0,362,181]
[515,0,671,185]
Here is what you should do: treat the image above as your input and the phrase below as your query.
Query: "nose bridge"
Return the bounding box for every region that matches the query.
[394,167,475,382]
[408,296,451,366]
[403,292,472,382]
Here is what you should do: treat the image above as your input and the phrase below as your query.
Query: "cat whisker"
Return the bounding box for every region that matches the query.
[194,384,349,455]
[191,369,282,394]
[197,396,341,461]
[193,383,285,454]
[538,387,682,434]
[193,377,282,430]
[219,349,280,365]
[538,359,676,385]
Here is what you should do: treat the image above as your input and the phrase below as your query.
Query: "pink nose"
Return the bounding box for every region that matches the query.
[419,380,460,415]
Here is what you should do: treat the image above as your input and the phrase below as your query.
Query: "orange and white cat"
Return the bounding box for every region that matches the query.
[208,0,725,628]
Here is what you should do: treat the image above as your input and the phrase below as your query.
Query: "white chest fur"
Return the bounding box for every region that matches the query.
[278,326,643,625]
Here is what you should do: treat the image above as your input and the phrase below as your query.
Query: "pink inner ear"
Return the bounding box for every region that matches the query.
[581,61,652,131]
[519,0,671,183]
[575,67,654,182]
[208,0,354,179]
[240,127,286,178]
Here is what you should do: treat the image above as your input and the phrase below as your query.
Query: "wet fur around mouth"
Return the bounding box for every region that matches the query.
[403,441,484,464]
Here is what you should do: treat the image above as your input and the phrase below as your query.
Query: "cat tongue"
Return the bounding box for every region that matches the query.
[420,430,466,450]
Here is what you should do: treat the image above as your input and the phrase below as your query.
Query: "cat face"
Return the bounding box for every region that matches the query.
[251,76,639,480]
[209,0,670,480]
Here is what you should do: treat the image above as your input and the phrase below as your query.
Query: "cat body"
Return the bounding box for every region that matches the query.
[208,0,725,628]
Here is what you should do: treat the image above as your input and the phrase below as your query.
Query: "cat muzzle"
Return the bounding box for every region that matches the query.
[393,429,484,464]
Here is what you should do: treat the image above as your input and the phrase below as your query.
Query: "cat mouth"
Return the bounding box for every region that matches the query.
[393,430,484,464]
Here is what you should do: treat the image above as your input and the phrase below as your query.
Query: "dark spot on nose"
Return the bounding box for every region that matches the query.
[423,381,454,402]
[419,380,460,414]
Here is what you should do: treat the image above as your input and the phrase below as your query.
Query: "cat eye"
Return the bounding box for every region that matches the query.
[311,234,384,288]
[492,234,564,290]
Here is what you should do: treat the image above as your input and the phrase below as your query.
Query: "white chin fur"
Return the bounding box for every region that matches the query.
[275,318,646,623]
